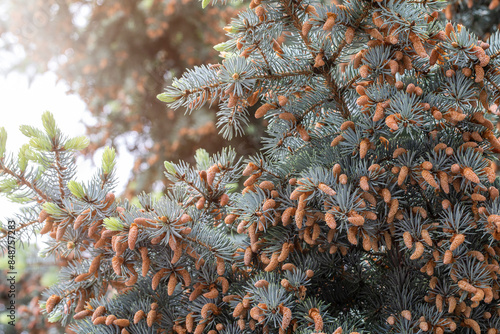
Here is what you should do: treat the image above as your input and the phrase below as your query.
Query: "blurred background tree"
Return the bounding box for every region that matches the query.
[0,0,263,199]
[0,245,60,333]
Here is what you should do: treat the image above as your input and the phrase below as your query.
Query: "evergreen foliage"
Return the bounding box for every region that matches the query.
[2,0,500,333]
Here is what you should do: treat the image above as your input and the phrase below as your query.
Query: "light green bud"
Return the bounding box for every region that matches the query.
[0,127,6,157]
[101,146,116,175]
[64,136,90,150]
[42,202,62,216]
[103,217,124,231]
[67,180,86,199]
[48,310,62,322]
[41,111,60,139]
[157,93,180,103]
[164,161,177,175]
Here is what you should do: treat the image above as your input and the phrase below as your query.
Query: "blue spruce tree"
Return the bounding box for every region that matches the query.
[2,0,500,333]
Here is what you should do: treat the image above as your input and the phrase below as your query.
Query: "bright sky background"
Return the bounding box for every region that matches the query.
[0,71,134,222]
